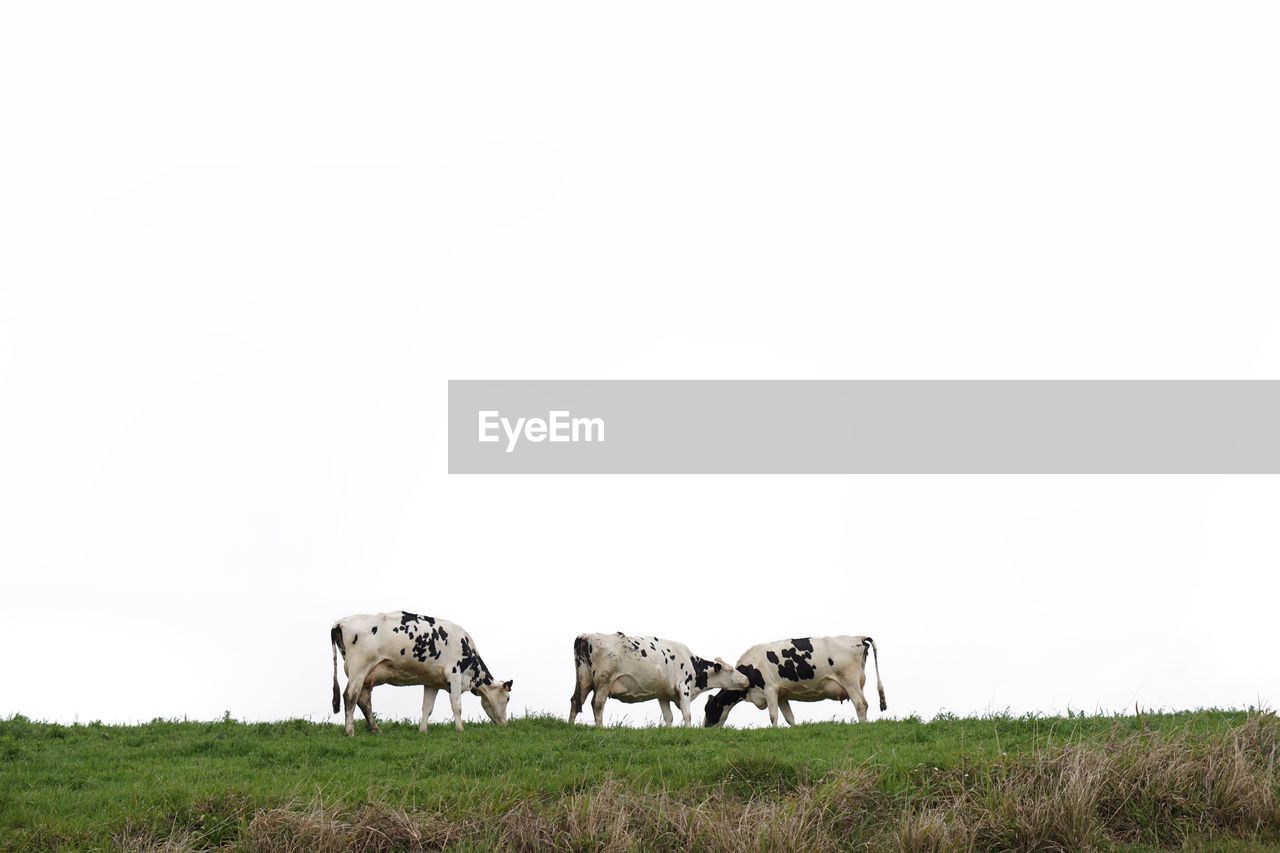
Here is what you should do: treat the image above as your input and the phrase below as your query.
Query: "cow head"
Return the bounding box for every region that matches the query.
[706,657,751,691]
[472,679,514,725]
[704,689,747,727]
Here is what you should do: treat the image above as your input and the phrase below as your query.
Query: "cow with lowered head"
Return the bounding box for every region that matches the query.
[704,636,885,727]
[330,611,513,736]
[570,632,751,727]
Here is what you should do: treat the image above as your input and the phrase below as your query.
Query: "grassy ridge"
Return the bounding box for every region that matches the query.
[2,710,1277,850]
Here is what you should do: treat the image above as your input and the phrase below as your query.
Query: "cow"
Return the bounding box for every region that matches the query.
[703,636,885,728]
[330,611,513,736]
[569,632,751,727]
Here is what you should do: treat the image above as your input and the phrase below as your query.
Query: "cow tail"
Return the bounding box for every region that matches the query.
[569,635,592,720]
[865,636,887,712]
[331,624,344,714]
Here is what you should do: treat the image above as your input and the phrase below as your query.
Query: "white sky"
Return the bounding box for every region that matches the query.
[2,3,1279,727]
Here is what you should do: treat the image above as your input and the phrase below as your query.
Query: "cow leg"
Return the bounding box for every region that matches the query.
[449,681,465,732]
[420,687,438,733]
[657,699,673,726]
[342,690,356,737]
[342,664,373,736]
[779,698,797,727]
[357,686,379,733]
[851,686,870,722]
[677,693,693,727]
[591,689,609,728]
[764,687,781,727]
[838,678,871,722]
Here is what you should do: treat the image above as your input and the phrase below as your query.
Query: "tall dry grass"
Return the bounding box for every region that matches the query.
[125,714,1280,852]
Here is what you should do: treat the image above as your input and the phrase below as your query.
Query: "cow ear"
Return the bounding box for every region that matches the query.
[503,680,513,691]
[713,661,723,672]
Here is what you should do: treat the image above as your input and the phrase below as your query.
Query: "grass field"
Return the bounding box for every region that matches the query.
[2,709,1278,851]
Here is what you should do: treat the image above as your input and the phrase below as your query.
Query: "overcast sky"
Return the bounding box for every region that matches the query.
[2,3,1279,727]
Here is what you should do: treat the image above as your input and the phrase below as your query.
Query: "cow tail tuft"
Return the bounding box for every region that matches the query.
[331,624,344,714]
[864,636,887,712]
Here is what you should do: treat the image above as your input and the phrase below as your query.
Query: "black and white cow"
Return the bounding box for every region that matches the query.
[330,611,513,736]
[569,632,751,727]
[704,636,886,727]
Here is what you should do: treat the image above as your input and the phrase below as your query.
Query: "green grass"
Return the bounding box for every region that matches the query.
[2,709,1277,850]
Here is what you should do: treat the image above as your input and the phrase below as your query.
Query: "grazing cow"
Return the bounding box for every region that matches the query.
[569,632,751,727]
[704,636,885,728]
[330,611,513,736]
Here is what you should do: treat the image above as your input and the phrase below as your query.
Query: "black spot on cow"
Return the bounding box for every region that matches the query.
[411,633,432,662]
[777,645,815,681]
[828,658,834,666]
[371,626,377,634]
[792,638,814,652]
[574,635,591,667]
[737,664,765,689]
[456,635,494,687]
[408,624,447,663]
[766,650,779,664]
[401,612,420,626]
[691,656,713,689]
[400,649,405,655]
[352,634,357,645]
[640,649,647,657]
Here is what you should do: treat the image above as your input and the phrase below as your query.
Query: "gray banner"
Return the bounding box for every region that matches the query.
[447,381,1280,474]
